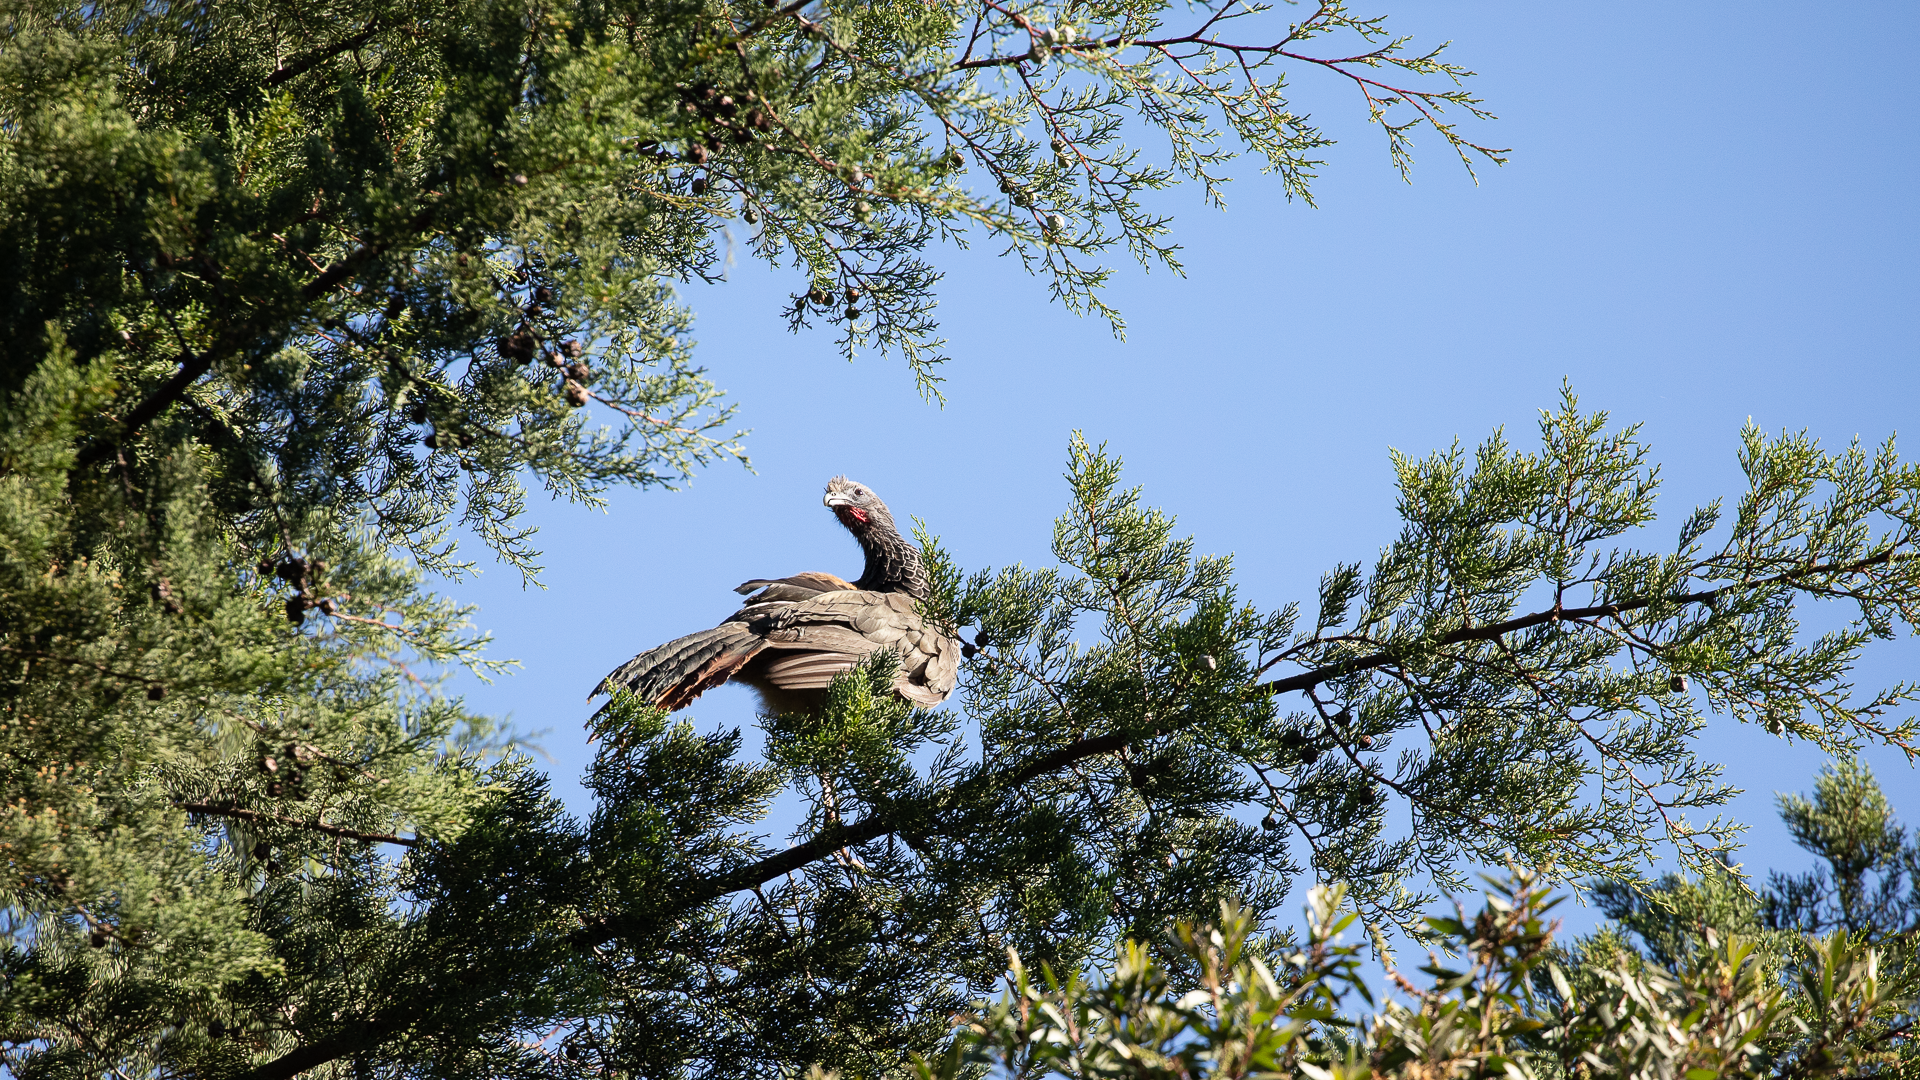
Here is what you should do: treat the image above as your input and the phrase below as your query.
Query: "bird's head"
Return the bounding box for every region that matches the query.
[825,475,928,595]
[823,476,887,533]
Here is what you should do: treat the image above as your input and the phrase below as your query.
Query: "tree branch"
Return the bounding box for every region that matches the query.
[265,21,384,87]
[677,727,1135,908]
[76,207,434,467]
[1255,549,1906,695]
[663,548,1913,914]
[175,800,418,847]
[74,351,213,467]
[222,1017,409,1080]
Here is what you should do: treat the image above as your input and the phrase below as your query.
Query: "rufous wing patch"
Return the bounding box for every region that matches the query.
[733,572,859,603]
[658,645,759,711]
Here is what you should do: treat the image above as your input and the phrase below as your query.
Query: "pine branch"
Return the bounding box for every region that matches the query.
[73,350,212,467]
[676,723,1145,908]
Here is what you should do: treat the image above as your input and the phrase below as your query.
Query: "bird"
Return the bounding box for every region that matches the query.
[589,477,960,716]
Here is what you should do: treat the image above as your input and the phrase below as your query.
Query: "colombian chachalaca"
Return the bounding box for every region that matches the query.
[589,477,959,714]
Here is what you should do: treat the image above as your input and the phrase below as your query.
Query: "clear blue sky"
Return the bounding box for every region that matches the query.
[441,2,1918,943]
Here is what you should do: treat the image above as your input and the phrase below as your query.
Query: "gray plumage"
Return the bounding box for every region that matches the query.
[589,478,958,715]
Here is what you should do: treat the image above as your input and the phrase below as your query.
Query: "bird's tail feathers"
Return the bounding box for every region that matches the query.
[590,624,763,712]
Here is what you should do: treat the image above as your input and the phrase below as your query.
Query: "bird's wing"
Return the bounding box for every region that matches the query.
[732,572,857,604]
[901,619,961,708]
[755,591,958,705]
[590,623,764,712]
[592,590,957,716]
[755,616,883,689]
[756,649,865,689]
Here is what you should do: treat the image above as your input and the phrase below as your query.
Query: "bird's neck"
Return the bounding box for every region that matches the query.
[854,515,928,596]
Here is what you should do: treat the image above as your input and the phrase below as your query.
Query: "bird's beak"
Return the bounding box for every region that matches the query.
[824,491,851,508]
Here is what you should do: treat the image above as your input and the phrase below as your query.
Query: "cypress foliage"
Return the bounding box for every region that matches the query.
[1544,762,1920,1075]
[4,1,1919,1077]
[1764,758,1920,947]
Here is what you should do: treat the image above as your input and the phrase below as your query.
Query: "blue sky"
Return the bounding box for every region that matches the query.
[441,2,1918,943]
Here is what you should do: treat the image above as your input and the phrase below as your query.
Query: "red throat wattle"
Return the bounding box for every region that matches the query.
[838,505,870,527]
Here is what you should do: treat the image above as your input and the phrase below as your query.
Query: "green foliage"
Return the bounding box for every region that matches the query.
[5,3,1919,1072]
[3,0,1499,553]
[916,396,1920,948]
[539,417,1920,1079]
[939,886,1387,1080]
[1585,862,1789,977]
[1230,388,1920,929]
[1765,759,1920,945]
[0,334,505,1068]
[942,874,1915,1080]
[1554,761,1919,1076]
[12,390,1920,1075]
[580,663,973,1077]
[0,0,1509,1072]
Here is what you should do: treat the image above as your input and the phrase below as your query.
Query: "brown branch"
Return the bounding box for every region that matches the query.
[298,213,425,302]
[75,350,214,467]
[1255,549,1908,695]
[586,390,705,435]
[0,645,154,687]
[77,206,436,467]
[732,0,813,45]
[222,1017,410,1080]
[674,725,1132,909]
[265,21,382,87]
[175,801,418,847]
[948,23,1506,168]
[662,548,1914,914]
